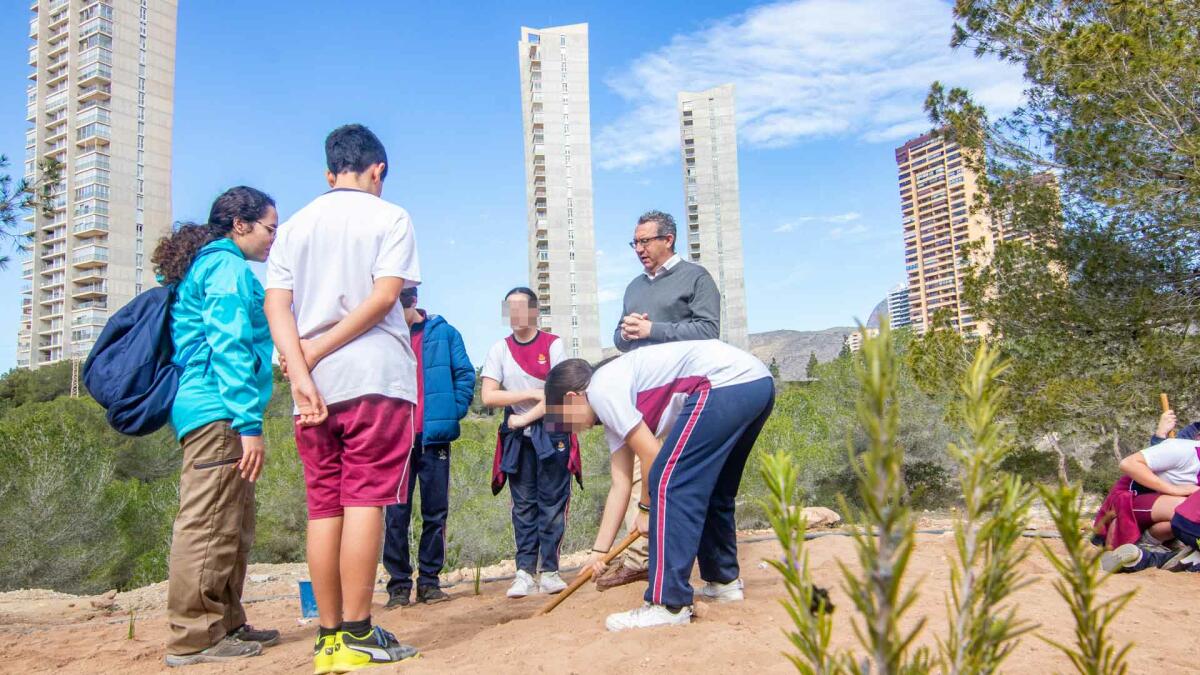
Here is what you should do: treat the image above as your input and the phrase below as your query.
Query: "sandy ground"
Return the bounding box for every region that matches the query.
[2,529,1198,674]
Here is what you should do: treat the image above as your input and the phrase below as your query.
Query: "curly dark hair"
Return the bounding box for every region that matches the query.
[152,186,275,284]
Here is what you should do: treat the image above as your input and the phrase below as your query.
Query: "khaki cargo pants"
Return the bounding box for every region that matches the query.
[620,458,650,570]
[166,420,255,655]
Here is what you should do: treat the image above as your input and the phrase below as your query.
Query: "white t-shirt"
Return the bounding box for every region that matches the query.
[481,332,567,431]
[1141,438,1200,485]
[266,189,421,407]
[586,339,770,453]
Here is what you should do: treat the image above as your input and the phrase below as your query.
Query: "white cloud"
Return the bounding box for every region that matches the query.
[595,0,1025,170]
[773,211,860,233]
[828,222,871,240]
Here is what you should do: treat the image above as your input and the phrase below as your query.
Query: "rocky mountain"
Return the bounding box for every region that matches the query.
[601,327,854,381]
[749,327,854,381]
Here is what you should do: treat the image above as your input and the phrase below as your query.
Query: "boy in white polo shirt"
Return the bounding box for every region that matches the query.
[264,124,421,672]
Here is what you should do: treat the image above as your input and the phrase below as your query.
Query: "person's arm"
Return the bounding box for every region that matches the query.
[624,422,664,508]
[1151,410,1178,445]
[613,289,637,351]
[648,271,721,343]
[479,377,541,409]
[448,327,475,420]
[198,264,263,437]
[301,277,405,368]
[264,288,327,427]
[1119,451,1199,496]
[586,445,635,575]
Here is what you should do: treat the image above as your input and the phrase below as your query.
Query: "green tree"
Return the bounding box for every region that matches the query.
[925,0,1200,454]
[770,357,782,380]
[805,352,819,380]
[0,156,62,269]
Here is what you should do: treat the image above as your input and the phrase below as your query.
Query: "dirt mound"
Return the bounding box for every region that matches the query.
[1,534,1196,673]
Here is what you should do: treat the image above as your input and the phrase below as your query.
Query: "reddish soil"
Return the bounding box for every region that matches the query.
[2,533,1197,673]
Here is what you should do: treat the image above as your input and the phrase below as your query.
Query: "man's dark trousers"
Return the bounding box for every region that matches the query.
[383,434,451,596]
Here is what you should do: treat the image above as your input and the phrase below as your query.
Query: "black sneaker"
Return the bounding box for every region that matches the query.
[229,623,280,647]
[337,625,418,668]
[385,590,411,609]
[416,585,450,604]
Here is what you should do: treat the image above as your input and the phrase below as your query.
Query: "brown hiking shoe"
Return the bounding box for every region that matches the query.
[230,623,280,647]
[595,562,649,592]
[164,636,262,667]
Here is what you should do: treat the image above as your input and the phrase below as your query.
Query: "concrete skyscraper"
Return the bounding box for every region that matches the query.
[518,23,600,361]
[895,130,991,336]
[677,84,748,349]
[887,282,912,328]
[19,0,176,368]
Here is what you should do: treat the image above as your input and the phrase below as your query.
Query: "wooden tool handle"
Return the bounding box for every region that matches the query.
[1162,393,1177,438]
[536,530,642,616]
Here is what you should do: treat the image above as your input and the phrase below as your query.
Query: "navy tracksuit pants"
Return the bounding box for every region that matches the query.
[383,436,451,595]
[645,377,775,608]
[509,436,572,574]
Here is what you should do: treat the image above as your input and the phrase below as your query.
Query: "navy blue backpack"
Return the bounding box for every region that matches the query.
[83,285,181,436]
[83,248,220,436]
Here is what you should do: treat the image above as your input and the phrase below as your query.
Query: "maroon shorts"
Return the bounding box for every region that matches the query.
[1131,491,1162,529]
[295,394,414,520]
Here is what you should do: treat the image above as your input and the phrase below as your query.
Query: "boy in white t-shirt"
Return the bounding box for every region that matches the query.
[545,340,774,631]
[264,124,420,672]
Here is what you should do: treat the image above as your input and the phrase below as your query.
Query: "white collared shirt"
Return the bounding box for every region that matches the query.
[644,253,682,280]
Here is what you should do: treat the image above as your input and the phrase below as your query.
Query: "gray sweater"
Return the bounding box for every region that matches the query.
[613,259,721,352]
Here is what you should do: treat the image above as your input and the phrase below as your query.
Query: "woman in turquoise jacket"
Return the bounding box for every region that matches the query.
[152,186,280,667]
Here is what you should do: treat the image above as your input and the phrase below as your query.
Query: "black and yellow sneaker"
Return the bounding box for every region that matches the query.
[334,625,418,671]
[313,633,338,675]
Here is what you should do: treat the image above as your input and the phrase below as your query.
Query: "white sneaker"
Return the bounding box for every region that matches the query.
[1100,543,1142,573]
[605,602,692,632]
[698,578,744,603]
[507,570,537,598]
[539,571,567,594]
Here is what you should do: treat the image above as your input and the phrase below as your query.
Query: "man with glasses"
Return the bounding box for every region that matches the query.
[597,209,721,591]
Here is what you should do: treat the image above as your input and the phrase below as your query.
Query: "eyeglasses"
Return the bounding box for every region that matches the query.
[628,235,669,249]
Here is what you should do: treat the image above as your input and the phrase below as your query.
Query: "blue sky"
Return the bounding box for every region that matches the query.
[0,0,1023,368]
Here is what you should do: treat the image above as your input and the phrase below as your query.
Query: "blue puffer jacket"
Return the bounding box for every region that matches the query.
[415,312,475,444]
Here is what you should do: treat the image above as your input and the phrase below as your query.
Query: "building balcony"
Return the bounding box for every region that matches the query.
[74,268,106,284]
[46,35,69,59]
[73,214,109,237]
[72,282,107,299]
[76,122,111,144]
[72,246,108,268]
[77,63,112,86]
[79,18,113,40]
[77,83,111,103]
[72,309,108,327]
[40,290,65,305]
[75,299,108,311]
[79,46,112,69]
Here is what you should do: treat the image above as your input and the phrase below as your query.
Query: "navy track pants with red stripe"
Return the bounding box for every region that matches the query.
[645,376,775,607]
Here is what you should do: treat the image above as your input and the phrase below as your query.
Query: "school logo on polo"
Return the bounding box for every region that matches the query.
[556,441,565,452]
[537,353,548,365]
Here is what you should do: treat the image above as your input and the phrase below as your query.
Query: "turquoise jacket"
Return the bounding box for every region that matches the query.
[169,238,273,440]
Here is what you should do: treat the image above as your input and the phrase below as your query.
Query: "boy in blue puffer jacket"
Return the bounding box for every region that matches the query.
[383,286,475,606]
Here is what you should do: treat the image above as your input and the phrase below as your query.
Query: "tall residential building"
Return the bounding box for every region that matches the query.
[887,283,912,328]
[677,84,748,349]
[895,130,991,335]
[518,23,600,361]
[19,0,176,368]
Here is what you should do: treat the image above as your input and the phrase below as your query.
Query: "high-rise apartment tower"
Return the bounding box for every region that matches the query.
[894,131,990,335]
[677,84,748,349]
[19,0,176,368]
[886,282,911,328]
[518,23,600,361]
